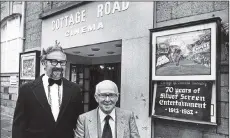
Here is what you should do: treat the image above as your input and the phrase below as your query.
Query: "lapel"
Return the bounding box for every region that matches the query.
[31,74,55,121]
[56,78,73,125]
[88,108,100,138]
[116,108,125,138]
[87,107,126,138]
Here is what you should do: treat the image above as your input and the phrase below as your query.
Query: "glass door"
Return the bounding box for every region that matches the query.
[70,64,90,112]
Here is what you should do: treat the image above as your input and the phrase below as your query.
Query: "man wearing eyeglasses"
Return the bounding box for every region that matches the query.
[74,80,140,138]
[12,42,83,138]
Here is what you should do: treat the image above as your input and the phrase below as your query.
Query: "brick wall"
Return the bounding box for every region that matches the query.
[154,1,229,138]
[0,2,22,20]
[0,2,10,20]
[24,2,43,51]
[156,1,229,22]
[1,2,21,138]
[0,74,18,138]
[24,1,77,51]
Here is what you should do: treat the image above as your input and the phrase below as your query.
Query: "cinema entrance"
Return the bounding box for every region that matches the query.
[64,40,122,112]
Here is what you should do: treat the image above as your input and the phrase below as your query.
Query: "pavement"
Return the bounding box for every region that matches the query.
[1,113,13,138]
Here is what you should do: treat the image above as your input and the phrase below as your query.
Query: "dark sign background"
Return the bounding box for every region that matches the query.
[154,81,212,122]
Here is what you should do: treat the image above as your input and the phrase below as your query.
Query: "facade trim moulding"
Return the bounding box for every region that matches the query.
[0,72,19,76]
[0,13,21,26]
[39,1,91,19]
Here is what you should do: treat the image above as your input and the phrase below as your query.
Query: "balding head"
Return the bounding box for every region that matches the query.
[94,80,119,114]
[95,80,119,96]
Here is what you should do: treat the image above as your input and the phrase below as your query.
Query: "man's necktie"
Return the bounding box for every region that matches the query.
[48,78,62,86]
[102,115,112,138]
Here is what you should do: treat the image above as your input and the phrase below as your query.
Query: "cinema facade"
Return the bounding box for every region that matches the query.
[39,2,153,137]
[1,1,229,138]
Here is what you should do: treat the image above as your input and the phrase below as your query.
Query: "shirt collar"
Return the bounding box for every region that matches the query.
[42,74,63,87]
[42,74,49,87]
[99,107,115,122]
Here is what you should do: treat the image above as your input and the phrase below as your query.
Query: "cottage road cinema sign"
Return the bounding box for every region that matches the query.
[51,2,130,37]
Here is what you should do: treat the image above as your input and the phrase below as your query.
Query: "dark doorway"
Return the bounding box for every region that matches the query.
[89,63,121,110]
[69,63,121,112]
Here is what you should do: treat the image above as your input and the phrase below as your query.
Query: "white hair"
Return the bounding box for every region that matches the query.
[40,41,66,63]
[95,80,119,95]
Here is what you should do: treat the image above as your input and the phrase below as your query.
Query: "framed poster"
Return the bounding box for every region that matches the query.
[149,17,221,124]
[150,18,220,80]
[20,52,36,80]
[19,51,41,86]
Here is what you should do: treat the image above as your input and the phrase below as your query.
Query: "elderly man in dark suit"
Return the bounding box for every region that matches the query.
[74,80,140,138]
[12,42,83,138]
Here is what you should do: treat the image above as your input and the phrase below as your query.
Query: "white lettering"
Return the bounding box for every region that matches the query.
[97,4,103,17]
[87,24,96,32]
[56,19,60,30]
[81,26,87,33]
[193,42,210,54]
[52,20,56,30]
[70,30,74,36]
[75,28,80,34]
[64,16,69,27]
[65,31,70,37]
[159,100,163,105]
[97,22,104,29]
[81,10,86,22]
[75,12,81,24]
[122,2,129,11]
[60,17,64,28]
[52,2,130,31]
[112,2,121,13]
[180,94,205,101]
[64,22,104,37]
[104,2,111,15]
[69,14,75,26]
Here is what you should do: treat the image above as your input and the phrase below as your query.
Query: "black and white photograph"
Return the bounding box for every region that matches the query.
[0,1,229,138]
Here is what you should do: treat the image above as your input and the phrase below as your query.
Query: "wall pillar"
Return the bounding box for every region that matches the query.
[121,37,152,138]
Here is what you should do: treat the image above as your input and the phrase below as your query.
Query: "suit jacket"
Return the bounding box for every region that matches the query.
[12,74,83,138]
[74,107,140,138]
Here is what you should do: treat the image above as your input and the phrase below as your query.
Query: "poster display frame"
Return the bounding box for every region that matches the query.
[19,50,41,86]
[149,17,221,125]
[150,18,220,81]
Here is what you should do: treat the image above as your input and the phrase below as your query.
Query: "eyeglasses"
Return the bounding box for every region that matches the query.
[45,59,67,66]
[97,93,118,99]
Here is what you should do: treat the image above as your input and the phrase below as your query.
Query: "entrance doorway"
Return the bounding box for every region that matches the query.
[69,63,121,112]
[88,63,121,110]
[66,40,122,112]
